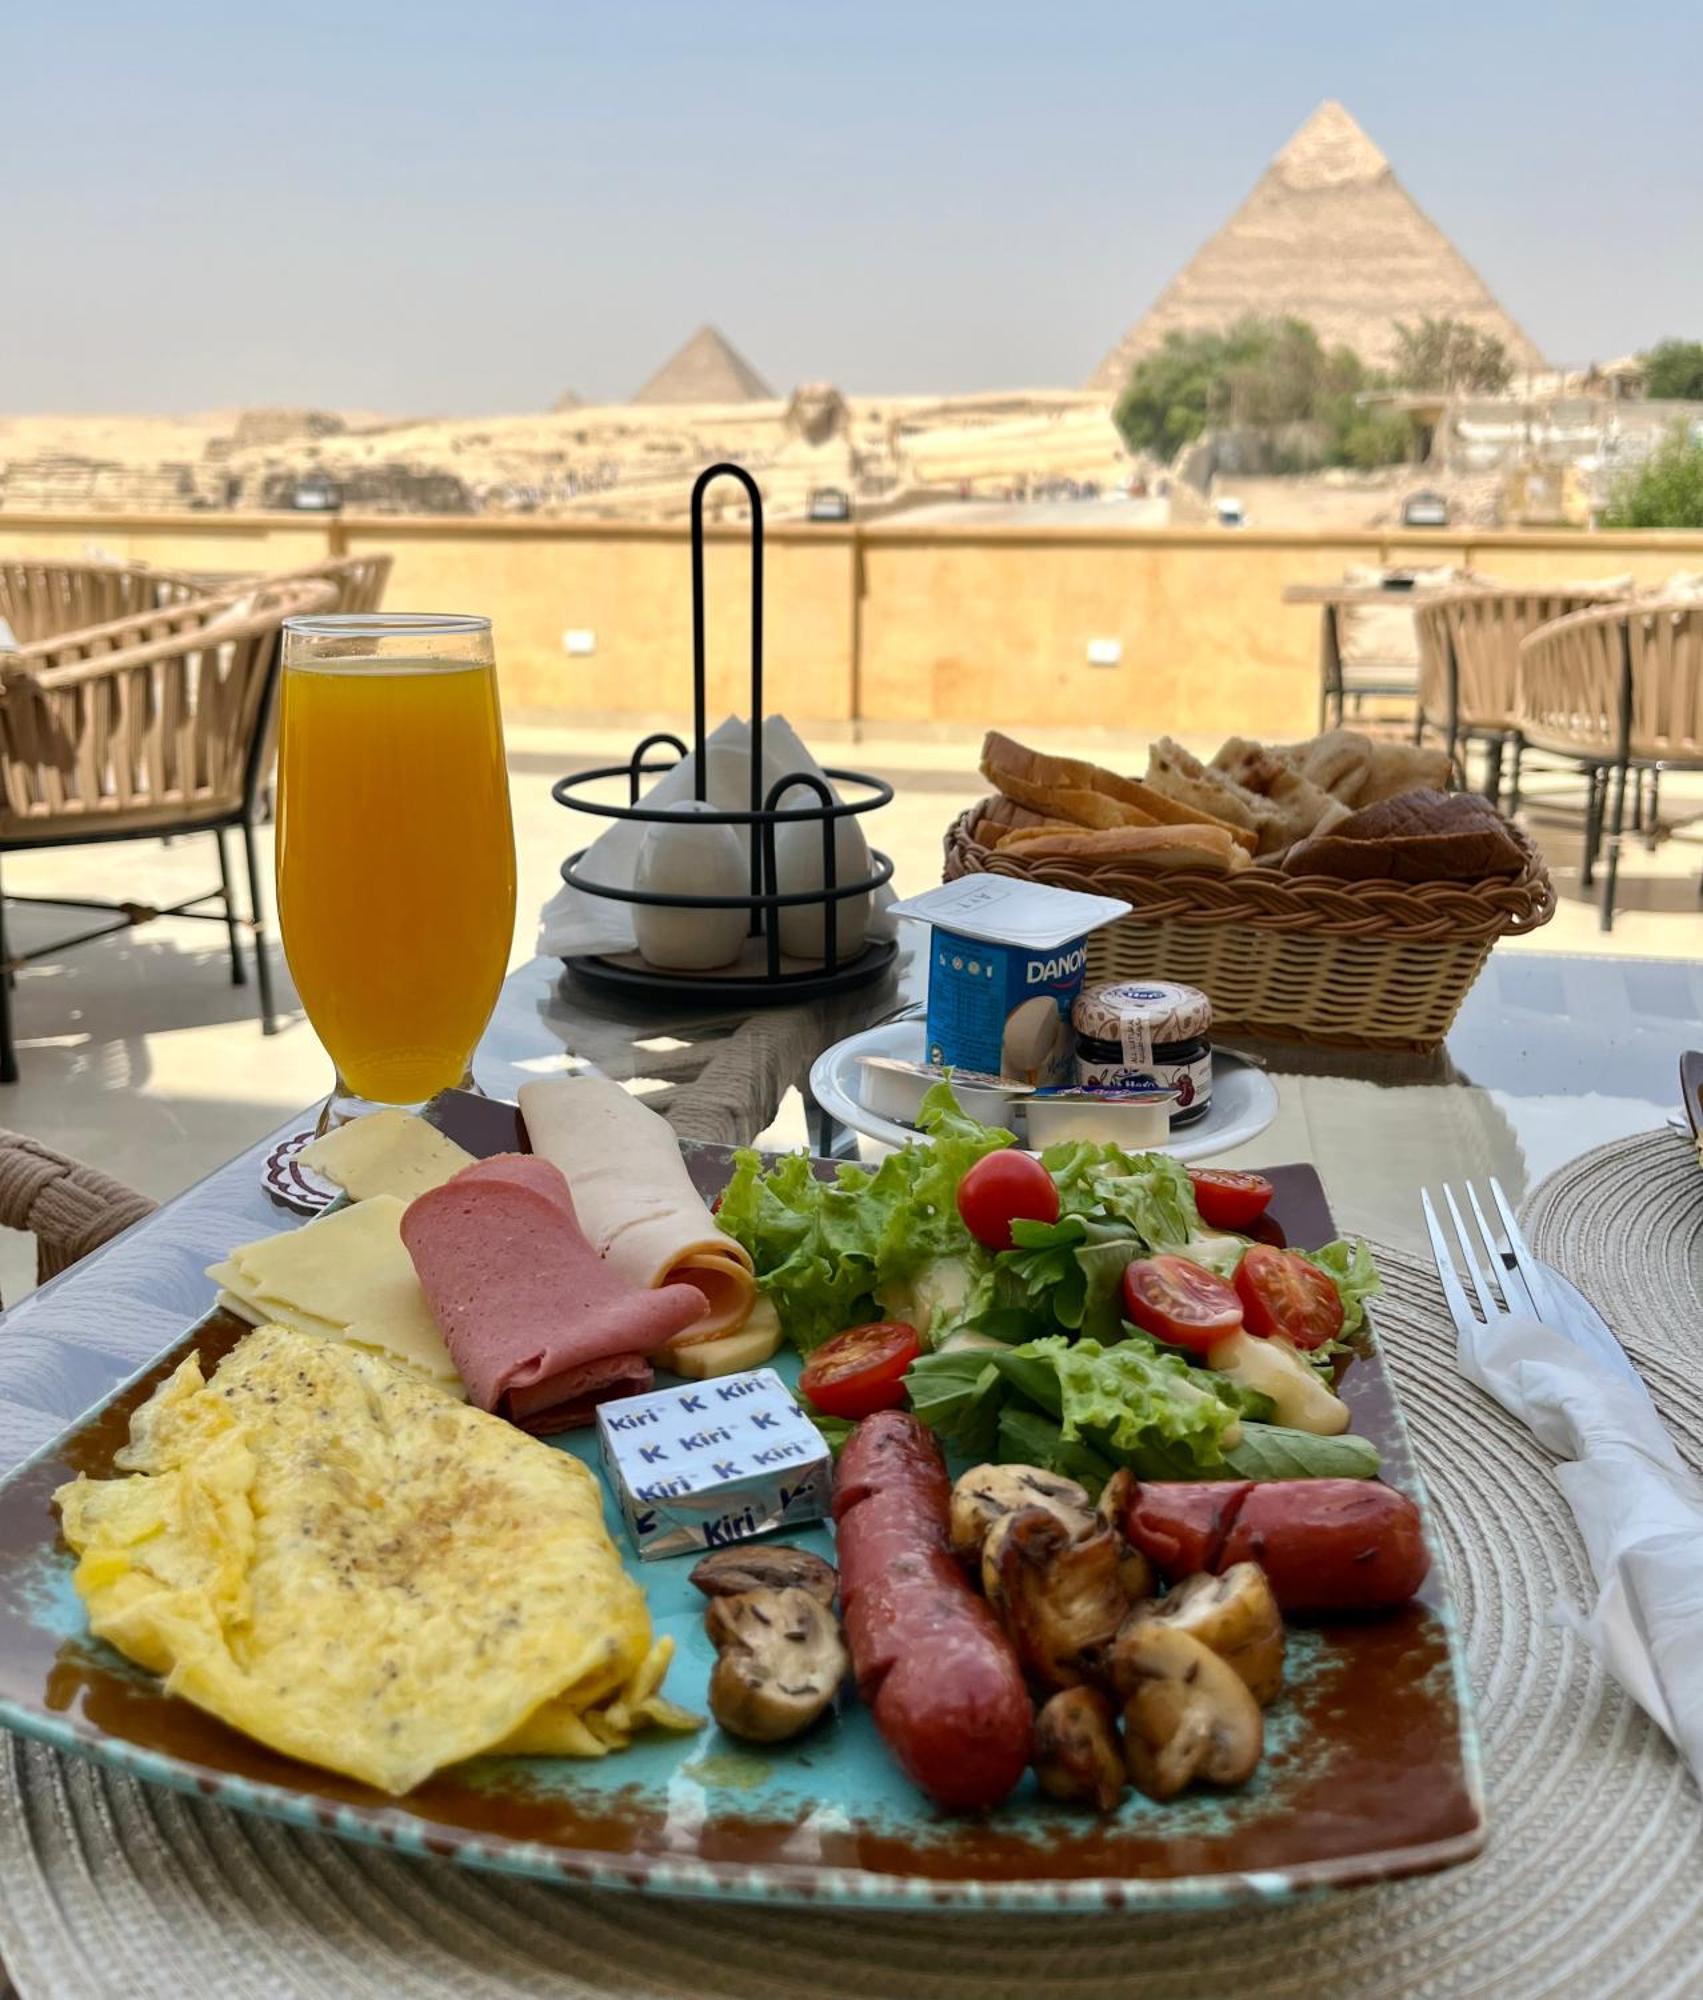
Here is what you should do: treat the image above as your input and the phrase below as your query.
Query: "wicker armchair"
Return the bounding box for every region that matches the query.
[1519,598,1703,930]
[276,554,392,613]
[0,576,337,1080]
[1415,586,1628,807]
[0,1130,155,1296]
[0,560,205,648]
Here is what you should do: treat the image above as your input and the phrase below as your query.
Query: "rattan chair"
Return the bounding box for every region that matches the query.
[0,1130,155,1297]
[275,554,393,613]
[0,559,205,648]
[1519,599,1703,930]
[0,576,337,1080]
[1415,586,1628,808]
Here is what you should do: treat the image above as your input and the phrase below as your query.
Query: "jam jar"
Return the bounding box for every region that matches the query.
[1071,981,1213,1127]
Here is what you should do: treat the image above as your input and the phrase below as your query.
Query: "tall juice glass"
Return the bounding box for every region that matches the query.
[277,613,516,1126]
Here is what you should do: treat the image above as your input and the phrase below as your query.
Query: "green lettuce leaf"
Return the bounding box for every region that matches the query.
[994,1407,1116,1495]
[999,1213,1141,1342]
[714,1083,1010,1353]
[991,1334,1242,1477]
[714,1150,881,1353]
[1222,1423,1381,1481]
[1039,1142,1199,1245]
[903,1348,1004,1462]
[1306,1237,1383,1339]
[808,1414,856,1456]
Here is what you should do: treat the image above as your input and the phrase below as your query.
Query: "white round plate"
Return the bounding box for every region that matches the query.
[809,1020,1278,1163]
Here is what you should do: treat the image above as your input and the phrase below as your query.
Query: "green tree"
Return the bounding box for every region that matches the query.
[1111,328,1225,458]
[1112,316,1411,470]
[1599,425,1703,528]
[1391,318,1514,394]
[1640,339,1703,402]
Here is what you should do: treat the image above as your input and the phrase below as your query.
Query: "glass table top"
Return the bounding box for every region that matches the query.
[488,946,1699,1259]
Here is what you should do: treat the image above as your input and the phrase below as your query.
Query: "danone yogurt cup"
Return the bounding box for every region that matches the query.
[887,879,1133,1089]
[1072,980,1214,1127]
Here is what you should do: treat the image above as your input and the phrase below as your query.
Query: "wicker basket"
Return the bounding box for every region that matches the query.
[943,797,1557,1052]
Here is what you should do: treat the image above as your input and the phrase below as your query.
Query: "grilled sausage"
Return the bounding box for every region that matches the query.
[1122,1480,1252,1577]
[834,1412,1032,1810]
[1220,1481,1430,1614]
[1120,1478,1429,1615]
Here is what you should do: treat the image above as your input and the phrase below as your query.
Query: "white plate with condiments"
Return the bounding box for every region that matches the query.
[809,1020,1279,1162]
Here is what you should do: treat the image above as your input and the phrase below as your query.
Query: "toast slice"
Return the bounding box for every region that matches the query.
[1282,789,1524,882]
[983,731,1257,852]
[996,820,1251,875]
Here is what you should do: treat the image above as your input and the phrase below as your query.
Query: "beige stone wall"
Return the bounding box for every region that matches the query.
[4,512,1700,740]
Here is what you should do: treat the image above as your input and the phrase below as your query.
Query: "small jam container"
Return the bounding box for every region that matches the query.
[1072,981,1214,1128]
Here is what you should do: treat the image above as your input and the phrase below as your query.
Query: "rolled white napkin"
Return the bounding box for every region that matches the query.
[1459,1312,1703,1783]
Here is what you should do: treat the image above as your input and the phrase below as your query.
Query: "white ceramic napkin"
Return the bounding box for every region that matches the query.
[538,714,891,958]
[1458,1312,1703,1784]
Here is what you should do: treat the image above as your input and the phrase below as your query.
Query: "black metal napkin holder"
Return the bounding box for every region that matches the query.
[554,463,896,1005]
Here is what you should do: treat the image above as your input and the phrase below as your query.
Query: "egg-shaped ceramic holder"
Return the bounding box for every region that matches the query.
[554,463,897,1005]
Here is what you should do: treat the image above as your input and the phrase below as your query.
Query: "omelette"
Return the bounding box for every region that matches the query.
[54,1325,696,1795]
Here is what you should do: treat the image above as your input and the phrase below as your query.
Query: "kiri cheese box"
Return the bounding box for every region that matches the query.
[888,877,1132,1088]
[595,1367,831,1561]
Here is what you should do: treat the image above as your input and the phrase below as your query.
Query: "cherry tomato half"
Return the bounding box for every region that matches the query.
[956,1150,1060,1252]
[1121,1255,1244,1355]
[1233,1244,1344,1351]
[1187,1167,1275,1232]
[799,1321,921,1420]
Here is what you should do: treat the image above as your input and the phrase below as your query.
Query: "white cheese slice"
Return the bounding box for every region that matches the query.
[209,1199,463,1394]
[298,1110,475,1203]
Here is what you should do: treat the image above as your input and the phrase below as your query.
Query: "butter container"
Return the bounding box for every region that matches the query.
[1072,981,1214,1127]
[1021,1084,1178,1150]
[857,1053,1029,1130]
[595,1367,831,1561]
[888,878,1132,1089]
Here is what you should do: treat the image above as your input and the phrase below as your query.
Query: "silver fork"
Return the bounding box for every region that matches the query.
[1422,1176,1639,1384]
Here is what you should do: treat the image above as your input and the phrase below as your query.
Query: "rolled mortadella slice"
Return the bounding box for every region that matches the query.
[518,1075,757,1347]
[400,1155,709,1432]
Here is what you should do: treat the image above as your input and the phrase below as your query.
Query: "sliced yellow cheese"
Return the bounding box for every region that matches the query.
[1206,1331,1350,1435]
[663,1295,783,1379]
[298,1109,474,1203]
[209,1198,463,1394]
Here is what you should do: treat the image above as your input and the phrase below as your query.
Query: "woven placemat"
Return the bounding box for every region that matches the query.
[0,1238,1700,2000]
[1524,1127,1703,1367]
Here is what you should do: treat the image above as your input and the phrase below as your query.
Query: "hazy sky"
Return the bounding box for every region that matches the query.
[6,0,1700,415]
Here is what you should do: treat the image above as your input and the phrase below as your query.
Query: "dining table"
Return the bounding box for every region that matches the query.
[0,943,1698,1999]
[1281,578,1455,732]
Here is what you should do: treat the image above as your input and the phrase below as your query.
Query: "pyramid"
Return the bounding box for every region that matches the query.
[630,325,774,405]
[1089,101,1544,393]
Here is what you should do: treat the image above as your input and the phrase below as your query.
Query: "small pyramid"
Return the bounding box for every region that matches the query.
[631,325,774,405]
[552,388,585,413]
[1089,101,1544,391]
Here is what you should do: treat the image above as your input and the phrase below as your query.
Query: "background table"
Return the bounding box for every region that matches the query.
[0,948,1696,1996]
[1281,579,1452,730]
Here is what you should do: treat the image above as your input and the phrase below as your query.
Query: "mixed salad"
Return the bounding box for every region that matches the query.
[718,1083,1383,1490]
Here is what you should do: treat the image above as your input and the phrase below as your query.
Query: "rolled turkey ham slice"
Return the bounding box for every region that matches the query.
[401,1155,708,1432]
[518,1075,757,1346]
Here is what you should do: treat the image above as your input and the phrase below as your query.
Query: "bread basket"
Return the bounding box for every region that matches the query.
[943,796,1556,1052]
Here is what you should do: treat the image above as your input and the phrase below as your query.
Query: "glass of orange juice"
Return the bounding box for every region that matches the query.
[277,612,517,1129]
